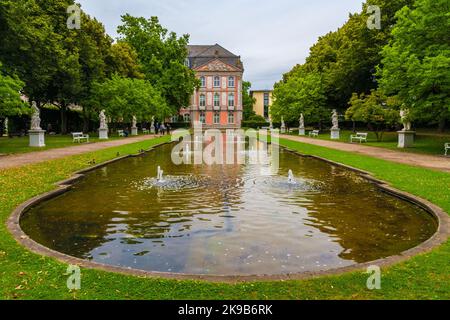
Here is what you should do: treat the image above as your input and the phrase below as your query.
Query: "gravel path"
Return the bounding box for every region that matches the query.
[0,135,158,170]
[281,135,450,173]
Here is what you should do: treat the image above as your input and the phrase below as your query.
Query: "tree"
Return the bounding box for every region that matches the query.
[0,62,27,117]
[242,81,256,120]
[271,71,328,127]
[91,75,169,125]
[345,90,400,141]
[117,15,199,114]
[377,0,450,131]
[0,0,64,105]
[106,42,144,79]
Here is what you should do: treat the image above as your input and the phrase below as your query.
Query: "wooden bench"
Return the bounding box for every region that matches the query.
[445,143,450,156]
[309,130,319,137]
[351,132,368,143]
[72,132,89,143]
[118,130,126,137]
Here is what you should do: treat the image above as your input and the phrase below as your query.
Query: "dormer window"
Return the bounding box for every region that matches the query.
[213,76,221,88]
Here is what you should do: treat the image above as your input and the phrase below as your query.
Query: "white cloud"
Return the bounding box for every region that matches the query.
[78,0,362,89]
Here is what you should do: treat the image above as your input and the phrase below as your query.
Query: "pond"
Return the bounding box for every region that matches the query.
[21,142,437,276]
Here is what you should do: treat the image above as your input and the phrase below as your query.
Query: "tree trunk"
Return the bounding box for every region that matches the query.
[438,118,446,133]
[83,108,90,133]
[60,103,68,135]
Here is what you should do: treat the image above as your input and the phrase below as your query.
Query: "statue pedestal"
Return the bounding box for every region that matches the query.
[150,126,155,134]
[331,128,340,140]
[29,130,46,147]
[398,131,415,148]
[281,126,286,134]
[99,128,108,140]
[131,127,138,136]
[299,128,305,136]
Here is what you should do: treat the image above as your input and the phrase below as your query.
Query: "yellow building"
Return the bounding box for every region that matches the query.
[250,90,273,121]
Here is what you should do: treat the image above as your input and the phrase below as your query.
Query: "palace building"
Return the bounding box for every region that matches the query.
[179,44,244,129]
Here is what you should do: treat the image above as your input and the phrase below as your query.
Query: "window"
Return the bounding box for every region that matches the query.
[199,94,206,107]
[183,114,191,123]
[214,93,220,107]
[264,92,270,118]
[228,76,235,88]
[228,112,234,124]
[228,93,235,107]
[214,112,220,124]
[200,76,206,87]
[214,76,221,87]
[199,111,206,124]
[185,58,190,67]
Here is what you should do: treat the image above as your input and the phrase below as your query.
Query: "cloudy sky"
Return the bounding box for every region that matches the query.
[77,0,363,89]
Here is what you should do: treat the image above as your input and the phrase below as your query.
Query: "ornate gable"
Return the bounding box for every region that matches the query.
[195,59,241,72]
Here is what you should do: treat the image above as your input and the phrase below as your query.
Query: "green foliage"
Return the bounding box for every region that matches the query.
[0,63,27,117]
[117,15,198,113]
[92,75,168,123]
[346,90,400,140]
[242,81,256,120]
[378,0,450,125]
[271,71,328,124]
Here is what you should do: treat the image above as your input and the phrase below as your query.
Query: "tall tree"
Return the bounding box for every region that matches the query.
[0,62,27,118]
[242,81,256,121]
[91,75,169,124]
[117,15,199,114]
[377,0,450,131]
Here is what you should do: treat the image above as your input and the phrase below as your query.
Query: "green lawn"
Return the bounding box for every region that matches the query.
[287,129,450,156]
[0,134,140,155]
[0,136,449,300]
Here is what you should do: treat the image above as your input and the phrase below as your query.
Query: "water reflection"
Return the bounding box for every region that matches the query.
[21,143,437,275]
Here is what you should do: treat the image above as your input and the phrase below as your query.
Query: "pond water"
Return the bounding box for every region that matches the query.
[21,142,437,276]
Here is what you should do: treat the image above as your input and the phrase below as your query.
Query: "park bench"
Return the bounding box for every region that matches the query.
[309,130,319,138]
[72,132,89,143]
[350,132,368,143]
[118,130,126,137]
[445,143,450,156]
[142,128,150,135]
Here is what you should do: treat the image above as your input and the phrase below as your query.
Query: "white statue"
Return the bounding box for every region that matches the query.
[132,115,137,128]
[4,118,8,135]
[331,109,339,130]
[400,108,412,131]
[269,120,274,130]
[280,117,286,133]
[99,110,108,130]
[299,113,305,129]
[30,102,41,130]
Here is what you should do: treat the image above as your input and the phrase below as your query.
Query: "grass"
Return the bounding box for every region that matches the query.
[0,135,449,299]
[0,134,140,155]
[286,129,450,156]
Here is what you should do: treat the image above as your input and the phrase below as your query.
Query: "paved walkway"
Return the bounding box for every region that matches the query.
[0,135,158,170]
[281,135,450,173]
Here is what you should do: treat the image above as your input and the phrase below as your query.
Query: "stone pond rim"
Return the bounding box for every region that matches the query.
[6,142,450,283]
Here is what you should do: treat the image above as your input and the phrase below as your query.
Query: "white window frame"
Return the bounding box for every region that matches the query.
[214,93,220,107]
[199,111,206,124]
[200,76,206,87]
[228,111,234,124]
[199,94,206,107]
[228,76,235,88]
[213,111,220,124]
[213,76,221,88]
[228,93,235,107]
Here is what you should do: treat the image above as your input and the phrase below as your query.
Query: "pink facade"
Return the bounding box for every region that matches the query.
[181,44,244,129]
